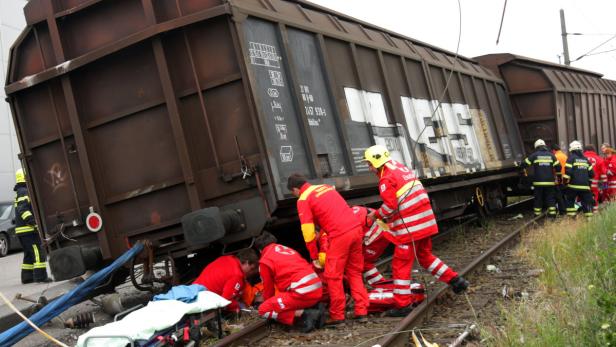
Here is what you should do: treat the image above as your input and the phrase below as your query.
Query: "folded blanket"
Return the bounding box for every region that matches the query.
[77,291,230,347]
[153,284,206,303]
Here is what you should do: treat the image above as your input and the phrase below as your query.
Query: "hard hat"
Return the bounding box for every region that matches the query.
[15,168,26,184]
[569,140,582,152]
[534,139,546,149]
[364,145,391,169]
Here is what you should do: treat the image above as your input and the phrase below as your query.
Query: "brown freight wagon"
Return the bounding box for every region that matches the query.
[476,53,616,153]
[5,0,524,286]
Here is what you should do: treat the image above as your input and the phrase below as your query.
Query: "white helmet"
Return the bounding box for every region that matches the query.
[569,140,582,152]
[534,139,546,149]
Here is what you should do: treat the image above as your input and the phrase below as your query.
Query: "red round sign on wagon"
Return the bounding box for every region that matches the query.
[86,212,103,232]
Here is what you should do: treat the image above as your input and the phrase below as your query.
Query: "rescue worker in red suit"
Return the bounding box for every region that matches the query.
[193,249,259,313]
[254,232,325,332]
[351,206,391,287]
[351,206,427,312]
[288,173,369,324]
[605,147,616,201]
[364,145,469,317]
[583,144,606,212]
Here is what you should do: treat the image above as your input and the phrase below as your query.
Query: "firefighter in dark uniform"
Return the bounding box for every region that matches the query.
[14,169,50,284]
[520,139,561,217]
[563,141,595,218]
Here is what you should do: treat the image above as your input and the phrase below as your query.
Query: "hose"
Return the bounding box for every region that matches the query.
[0,291,68,347]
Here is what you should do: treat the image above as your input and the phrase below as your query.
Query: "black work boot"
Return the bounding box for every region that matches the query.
[300,309,322,333]
[384,305,412,317]
[449,276,469,294]
[21,271,33,284]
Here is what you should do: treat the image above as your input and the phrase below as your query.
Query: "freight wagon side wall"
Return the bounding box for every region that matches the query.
[476,54,616,154]
[232,0,524,205]
[5,1,270,269]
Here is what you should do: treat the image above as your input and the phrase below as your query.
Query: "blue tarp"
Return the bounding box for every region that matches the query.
[0,242,144,347]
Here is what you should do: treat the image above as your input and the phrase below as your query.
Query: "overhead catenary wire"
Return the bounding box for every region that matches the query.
[572,33,616,62]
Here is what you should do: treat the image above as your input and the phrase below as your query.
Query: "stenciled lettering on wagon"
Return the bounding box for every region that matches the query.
[45,163,68,193]
[249,42,281,68]
[300,84,328,127]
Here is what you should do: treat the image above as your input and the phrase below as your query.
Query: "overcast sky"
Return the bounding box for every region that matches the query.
[309,0,616,80]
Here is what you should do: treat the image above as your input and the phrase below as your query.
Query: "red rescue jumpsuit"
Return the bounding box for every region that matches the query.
[584,150,605,211]
[373,160,458,308]
[297,183,369,321]
[193,255,245,312]
[606,154,616,201]
[258,244,323,325]
[351,206,390,287]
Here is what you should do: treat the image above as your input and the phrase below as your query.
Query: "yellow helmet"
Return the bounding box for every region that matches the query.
[364,145,391,169]
[15,168,26,184]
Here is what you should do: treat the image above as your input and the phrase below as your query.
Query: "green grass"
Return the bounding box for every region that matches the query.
[483,204,616,346]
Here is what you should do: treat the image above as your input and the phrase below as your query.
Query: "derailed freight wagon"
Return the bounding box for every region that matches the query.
[476,53,616,153]
[4,0,523,286]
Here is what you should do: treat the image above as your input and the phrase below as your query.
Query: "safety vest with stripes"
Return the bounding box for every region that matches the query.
[13,184,36,234]
[520,148,561,186]
[564,152,594,191]
[374,160,438,244]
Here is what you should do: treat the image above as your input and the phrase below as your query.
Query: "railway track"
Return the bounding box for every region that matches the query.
[209,199,544,347]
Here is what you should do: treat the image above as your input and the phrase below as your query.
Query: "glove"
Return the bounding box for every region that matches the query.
[318,252,326,267]
[26,216,36,226]
[602,182,608,191]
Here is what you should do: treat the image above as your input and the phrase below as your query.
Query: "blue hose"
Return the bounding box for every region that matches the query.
[0,242,144,347]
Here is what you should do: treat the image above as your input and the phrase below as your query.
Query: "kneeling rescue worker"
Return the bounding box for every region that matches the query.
[254,232,325,332]
[288,173,369,325]
[193,249,259,314]
[363,145,468,317]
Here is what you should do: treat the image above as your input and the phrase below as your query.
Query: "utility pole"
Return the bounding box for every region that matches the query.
[560,9,571,65]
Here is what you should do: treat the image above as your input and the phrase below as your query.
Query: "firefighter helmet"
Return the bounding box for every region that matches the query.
[534,139,546,149]
[569,140,582,152]
[15,168,26,184]
[364,145,391,169]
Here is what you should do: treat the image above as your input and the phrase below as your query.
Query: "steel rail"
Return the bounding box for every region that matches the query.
[210,198,536,346]
[377,213,545,347]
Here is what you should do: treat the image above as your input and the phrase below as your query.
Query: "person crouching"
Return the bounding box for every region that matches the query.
[254,232,326,332]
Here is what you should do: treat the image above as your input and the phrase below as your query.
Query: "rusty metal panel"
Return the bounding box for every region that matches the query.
[173,0,223,16]
[286,28,348,177]
[34,24,58,68]
[495,84,523,159]
[88,105,183,199]
[478,53,616,151]
[382,53,409,123]
[57,0,148,59]
[71,44,164,126]
[429,66,451,103]
[242,17,312,191]
[13,29,45,80]
[473,78,513,158]
[404,59,430,99]
[563,93,576,143]
[501,64,550,93]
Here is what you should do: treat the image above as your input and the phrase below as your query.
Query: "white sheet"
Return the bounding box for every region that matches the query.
[77,291,230,347]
